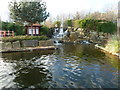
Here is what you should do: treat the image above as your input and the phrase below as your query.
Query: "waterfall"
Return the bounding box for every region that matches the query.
[59,28,64,35]
[53,27,64,45]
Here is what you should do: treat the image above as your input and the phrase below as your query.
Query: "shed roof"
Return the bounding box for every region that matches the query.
[32,24,40,26]
[26,24,41,27]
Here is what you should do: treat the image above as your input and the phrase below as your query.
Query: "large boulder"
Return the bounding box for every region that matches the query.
[1,42,12,50]
[69,32,78,42]
[21,40,38,47]
[12,41,21,49]
[39,40,54,47]
[0,42,4,51]
[62,35,70,43]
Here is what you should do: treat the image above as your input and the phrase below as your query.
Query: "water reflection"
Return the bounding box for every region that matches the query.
[0,44,119,88]
[1,50,54,88]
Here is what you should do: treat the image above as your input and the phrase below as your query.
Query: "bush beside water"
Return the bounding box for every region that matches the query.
[40,25,54,38]
[105,35,119,53]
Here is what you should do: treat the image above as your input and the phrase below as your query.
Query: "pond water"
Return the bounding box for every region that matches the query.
[0,44,119,88]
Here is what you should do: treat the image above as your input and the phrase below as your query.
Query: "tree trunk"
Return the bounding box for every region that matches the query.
[118,2,120,39]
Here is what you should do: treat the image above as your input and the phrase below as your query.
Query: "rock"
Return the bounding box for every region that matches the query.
[69,32,78,42]
[92,32,97,35]
[39,40,54,46]
[39,41,45,46]
[90,35,98,42]
[0,42,4,50]
[45,40,54,46]
[77,28,82,31]
[21,40,38,47]
[12,41,21,49]
[62,35,70,42]
[1,42,12,50]
[67,27,73,32]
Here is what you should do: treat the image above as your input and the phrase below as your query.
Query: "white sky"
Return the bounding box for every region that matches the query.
[0,0,119,21]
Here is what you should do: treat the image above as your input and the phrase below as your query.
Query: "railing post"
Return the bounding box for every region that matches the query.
[8,30,10,36]
[4,31,6,37]
[12,31,14,36]
[0,30,14,37]
[0,31,1,37]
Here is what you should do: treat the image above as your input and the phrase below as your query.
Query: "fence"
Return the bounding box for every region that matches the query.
[0,30,14,37]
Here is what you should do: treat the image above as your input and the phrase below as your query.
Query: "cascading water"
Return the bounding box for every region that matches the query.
[58,28,64,38]
[53,27,65,45]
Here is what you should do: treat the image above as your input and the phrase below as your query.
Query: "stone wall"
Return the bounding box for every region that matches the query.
[21,40,38,47]
[13,41,21,49]
[1,42,12,51]
[39,40,54,47]
[0,40,54,52]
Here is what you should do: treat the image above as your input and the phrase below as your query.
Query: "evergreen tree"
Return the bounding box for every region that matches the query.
[9,0,49,25]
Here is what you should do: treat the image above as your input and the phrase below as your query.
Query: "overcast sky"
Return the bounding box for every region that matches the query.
[0,0,119,21]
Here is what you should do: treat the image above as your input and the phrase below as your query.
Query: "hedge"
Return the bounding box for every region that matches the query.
[73,19,117,34]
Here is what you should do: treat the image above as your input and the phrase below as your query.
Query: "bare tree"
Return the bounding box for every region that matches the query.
[89,11,102,19]
[73,11,86,20]
[44,18,54,28]
[101,3,117,22]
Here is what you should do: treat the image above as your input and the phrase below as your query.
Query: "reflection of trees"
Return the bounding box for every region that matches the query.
[53,44,119,88]
[57,44,114,65]
[2,50,55,61]
[104,53,120,70]
[1,50,54,88]
[61,44,83,57]
[82,45,106,58]
[13,67,52,88]
[60,44,119,70]
[61,44,105,59]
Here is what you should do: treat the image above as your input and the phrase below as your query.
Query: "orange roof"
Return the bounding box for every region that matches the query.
[32,24,40,26]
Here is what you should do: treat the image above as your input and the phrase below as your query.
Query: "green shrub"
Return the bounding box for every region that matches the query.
[72,19,117,34]
[40,25,49,36]
[64,19,73,27]
[2,36,48,42]
[73,20,81,28]
[2,21,25,35]
[53,21,61,27]
[40,25,54,38]
[97,21,117,34]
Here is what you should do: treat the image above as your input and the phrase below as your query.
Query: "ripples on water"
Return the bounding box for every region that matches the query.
[0,44,119,88]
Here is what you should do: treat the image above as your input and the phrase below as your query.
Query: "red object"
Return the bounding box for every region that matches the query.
[4,31,6,37]
[12,31,14,36]
[0,30,14,37]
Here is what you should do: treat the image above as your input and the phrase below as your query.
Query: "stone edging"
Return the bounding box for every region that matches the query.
[0,40,55,53]
[0,46,56,53]
[95,44,120,58]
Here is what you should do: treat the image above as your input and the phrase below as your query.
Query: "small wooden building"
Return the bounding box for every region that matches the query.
[25,24,41,36]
